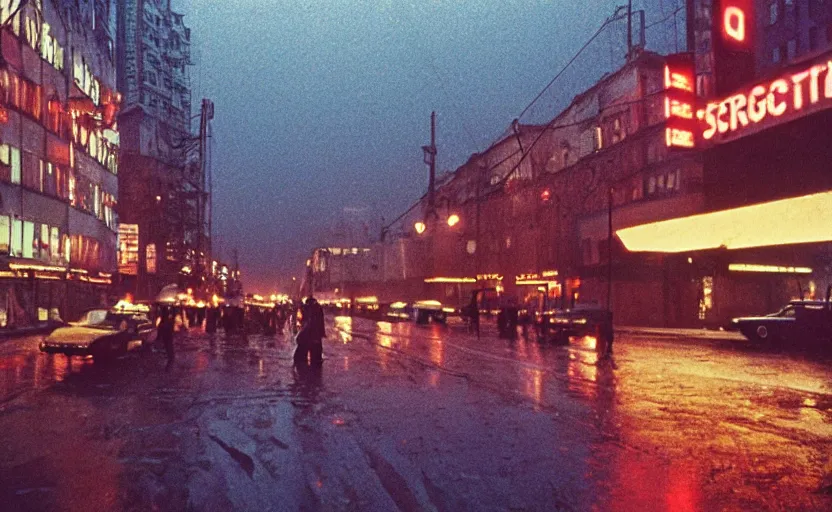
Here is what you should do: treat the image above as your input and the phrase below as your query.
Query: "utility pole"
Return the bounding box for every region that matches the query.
[475,164,483,339]
[423,112,437,214]
[197,99,214,288]
[607,186,613,310]
[232,248,239,296]
[626,0,633,60]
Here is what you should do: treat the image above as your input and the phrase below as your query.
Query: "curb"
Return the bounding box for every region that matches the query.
[0,324,61,342]
[616,328,745,342]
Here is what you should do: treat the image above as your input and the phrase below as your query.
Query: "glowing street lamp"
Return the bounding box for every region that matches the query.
[447,214,460,227]
[414,221,427,234]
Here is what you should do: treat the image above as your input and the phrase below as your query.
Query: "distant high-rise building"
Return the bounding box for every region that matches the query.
[116,0,197,299]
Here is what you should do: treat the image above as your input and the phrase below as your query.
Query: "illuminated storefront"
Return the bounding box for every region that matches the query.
[615,49,832,327]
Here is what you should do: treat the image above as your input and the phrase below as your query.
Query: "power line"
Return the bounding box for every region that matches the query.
[516,8,629,121]
[383,7,642,233]
[483,89,666,195]
[645,4,683,31]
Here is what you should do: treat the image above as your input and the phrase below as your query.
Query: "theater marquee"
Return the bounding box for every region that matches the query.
[697,54,832,144]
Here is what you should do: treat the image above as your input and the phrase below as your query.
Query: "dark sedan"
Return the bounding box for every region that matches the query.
[538,305,613,344]
[731,300,832,345]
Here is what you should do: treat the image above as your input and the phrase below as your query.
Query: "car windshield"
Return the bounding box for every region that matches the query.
[775,306,797,317]
[76,310,130,330]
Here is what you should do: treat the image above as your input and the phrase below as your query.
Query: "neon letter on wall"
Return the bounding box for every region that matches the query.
[724,7,745,43]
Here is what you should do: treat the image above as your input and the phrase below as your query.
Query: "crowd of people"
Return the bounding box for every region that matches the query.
[150,296,327,368]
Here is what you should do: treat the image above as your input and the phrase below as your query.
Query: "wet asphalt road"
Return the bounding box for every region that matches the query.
[0,317,830,511]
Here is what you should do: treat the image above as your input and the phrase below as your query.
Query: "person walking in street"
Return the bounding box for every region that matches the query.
[158,310,175,366]
[294,296,325,366]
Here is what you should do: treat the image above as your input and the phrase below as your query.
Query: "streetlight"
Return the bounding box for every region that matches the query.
[414,221,427,234]
[447,214,460,227]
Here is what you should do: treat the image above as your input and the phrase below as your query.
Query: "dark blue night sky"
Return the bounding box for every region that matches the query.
[174,0,685,292]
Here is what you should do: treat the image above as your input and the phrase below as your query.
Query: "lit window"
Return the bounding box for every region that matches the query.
[50,227,60,263]
[772,46,781,63]
[94,184,101,218]
[22,221,34,259]
[657,175,666,190]
[648,176,657,195]
[612,118,624,143]
[632,178,644,201]
[10,147,20,184]
[0,216,9,255]
[146,244,157,274]
[667,170,677,190]
[769,1,779,25]
[594,126,603,151]
[40,224,49,261]
[11,219,22,257]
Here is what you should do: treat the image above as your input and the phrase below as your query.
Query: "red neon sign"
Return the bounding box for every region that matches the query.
[666,127,695,148]
[665,66,694,93]
[698,59,832,142]
[665,97,694,120]
[718,0,753,49]
[724,7,745,42]
[663,53,697,149]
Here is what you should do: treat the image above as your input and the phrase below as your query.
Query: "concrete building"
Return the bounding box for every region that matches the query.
[614,0,832,327]
[308,51,707,326]
[0,0,121,327]
[756,0,832,76]
[115,0,196,299]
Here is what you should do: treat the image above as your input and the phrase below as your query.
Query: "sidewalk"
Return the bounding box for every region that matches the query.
[617,325,746,341]
[0,322,62,341]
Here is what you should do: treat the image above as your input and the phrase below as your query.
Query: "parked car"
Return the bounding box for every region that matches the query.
[412,300,448,324]
[39,305,155,360]
[731,300,832,344]
[538,304,613,344]
[386,301,412,321]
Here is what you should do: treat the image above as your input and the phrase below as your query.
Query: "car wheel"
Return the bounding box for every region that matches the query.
[756,325,769,340]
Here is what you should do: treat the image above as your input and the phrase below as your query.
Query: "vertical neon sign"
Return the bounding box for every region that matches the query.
[664,53,697,149]
[713,0,755,94]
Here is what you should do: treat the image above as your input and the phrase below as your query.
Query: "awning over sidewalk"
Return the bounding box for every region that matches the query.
[616,190,832,253]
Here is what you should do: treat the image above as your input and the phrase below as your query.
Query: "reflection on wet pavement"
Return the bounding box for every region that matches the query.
[0,317,829,511]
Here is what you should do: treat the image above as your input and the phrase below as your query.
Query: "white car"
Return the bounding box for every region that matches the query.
[39,306,155,360]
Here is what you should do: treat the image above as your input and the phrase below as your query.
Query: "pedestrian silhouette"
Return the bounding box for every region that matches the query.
[293,296,325,367]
